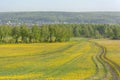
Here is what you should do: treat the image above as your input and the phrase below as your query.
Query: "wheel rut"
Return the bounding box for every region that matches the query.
[86,42,107,80]
[95,43,120,80]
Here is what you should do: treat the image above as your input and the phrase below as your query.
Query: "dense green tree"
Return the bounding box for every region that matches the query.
[31,25,40,43]
[12,26,20,43]
[0,25,11,43]
[40,25,50,42]
[73,26,80,37]
[49,25,55,42]
[0,26,4,42]
[20,25,29,43]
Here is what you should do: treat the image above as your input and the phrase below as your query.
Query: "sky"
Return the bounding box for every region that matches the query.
[0,0,120,12]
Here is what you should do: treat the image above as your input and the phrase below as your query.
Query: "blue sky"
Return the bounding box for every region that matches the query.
[0,0,120,12]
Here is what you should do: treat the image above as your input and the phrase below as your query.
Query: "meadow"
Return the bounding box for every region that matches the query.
[0,38,119,80]
[94,39,120,80]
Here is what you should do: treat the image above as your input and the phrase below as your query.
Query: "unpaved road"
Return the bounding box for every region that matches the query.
[95,43,120,80]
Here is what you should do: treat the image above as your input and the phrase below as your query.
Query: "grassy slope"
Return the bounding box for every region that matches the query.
[95,40,120,66]
[94,39,120,80]
[0,38,119,80]
[0,39,99,80]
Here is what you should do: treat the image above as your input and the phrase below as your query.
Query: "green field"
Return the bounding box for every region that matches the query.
[0,38,120,80]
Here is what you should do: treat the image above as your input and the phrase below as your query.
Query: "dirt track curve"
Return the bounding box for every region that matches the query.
[95,43,120,80]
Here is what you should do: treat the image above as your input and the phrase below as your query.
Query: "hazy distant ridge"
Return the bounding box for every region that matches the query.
[0,12,120,25]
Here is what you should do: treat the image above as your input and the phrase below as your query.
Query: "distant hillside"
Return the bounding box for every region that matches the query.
[0,12,120,25]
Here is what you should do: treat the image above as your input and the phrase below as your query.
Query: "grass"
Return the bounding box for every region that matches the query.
[94,39,120,80]
[0,38,119,80]
[0,38,100,80]
[95,39,120,66]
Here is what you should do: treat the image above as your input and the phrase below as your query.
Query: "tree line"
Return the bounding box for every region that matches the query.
[0,24,71,43]
[0,24,120,43]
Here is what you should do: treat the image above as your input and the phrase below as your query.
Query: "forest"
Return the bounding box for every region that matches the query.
[0,24,120,43]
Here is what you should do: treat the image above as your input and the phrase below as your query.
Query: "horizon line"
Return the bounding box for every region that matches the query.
[0,10,120,13]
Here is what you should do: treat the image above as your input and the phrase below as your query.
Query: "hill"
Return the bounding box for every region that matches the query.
[0,12,120,25]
